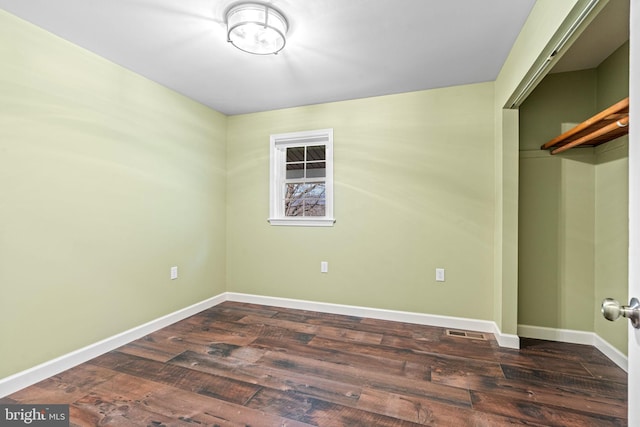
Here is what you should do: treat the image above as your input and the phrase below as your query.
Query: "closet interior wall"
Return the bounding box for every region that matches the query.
[518,41,629,355]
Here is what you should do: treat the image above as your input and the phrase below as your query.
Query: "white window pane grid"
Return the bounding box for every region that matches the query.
[284,183,326,217]
[286,145,326,180]
[269,129,334,226]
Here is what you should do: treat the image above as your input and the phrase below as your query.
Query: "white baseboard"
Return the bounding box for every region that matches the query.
[493,329,521,349]
[0,294,226,398]
[517,324,595,345]
[593,334,629,373]
[4,292,514,397]
[10,292,598,398]
[518,324,628,372]
[226,292,519,349]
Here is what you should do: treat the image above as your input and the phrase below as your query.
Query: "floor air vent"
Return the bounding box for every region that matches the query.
[446,329,487,341]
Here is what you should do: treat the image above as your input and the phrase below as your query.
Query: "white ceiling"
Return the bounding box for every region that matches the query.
[0,0,627,115]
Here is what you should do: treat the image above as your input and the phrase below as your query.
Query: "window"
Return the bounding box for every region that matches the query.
[269,128,334,226]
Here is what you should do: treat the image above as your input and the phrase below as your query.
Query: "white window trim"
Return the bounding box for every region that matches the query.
[269,128,335,227]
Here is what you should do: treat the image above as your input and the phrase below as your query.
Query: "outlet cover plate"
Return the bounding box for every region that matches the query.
[321,261,328,273]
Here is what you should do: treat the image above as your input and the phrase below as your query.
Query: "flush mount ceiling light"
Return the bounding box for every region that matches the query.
[226,2,288,55]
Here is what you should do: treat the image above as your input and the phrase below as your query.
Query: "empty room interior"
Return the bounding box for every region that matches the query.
[0,0,636,425]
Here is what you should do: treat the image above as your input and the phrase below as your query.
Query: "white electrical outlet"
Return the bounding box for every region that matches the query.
[435,268,445,282]
[170,266,178,280]
[321,261,328,273]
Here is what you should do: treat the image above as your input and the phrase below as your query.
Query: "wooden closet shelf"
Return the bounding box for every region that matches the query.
[541,97,629,155]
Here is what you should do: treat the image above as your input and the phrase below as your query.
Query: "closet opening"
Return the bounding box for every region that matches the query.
[517,0,630,366]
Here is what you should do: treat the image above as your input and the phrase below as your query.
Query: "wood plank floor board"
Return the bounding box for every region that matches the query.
[250,336,425,379]
[380,334,500,360]
[272,311,367,331]
[271,311,446,344]
[90,351,262,405]
[518,338,616,365]
[237,314,385,345]
[70,388,179,427]
[184,317,267,338]
[307,336,441,367]
[581,362,629,383]
[134,382,315,427]
[169,350,364,408]
[382,335,598,378]
[357,387,541,426]
[500,364,627,398]
[70,393,167,426]
[495,351,599,377]
[67,372,185,426]
[360,318,458,342]
[434,372,627,420]
[151,320,262,348]
[205,302,280,321]
[246,387,424,427]
[252,336,438,391]
[492,376,627,419]
[428,354,506,390]
[470,390,627,427]
[73,373,313,427]
[257,350,472,409]
[5,364,120,405]
[3,302,628,426]
[116,332,195,363]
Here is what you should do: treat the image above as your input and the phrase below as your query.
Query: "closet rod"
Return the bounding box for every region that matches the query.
[552,116,629,154]
[541,97,629,150]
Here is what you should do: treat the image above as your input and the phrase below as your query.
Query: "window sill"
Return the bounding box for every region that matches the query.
[268,218,336,227]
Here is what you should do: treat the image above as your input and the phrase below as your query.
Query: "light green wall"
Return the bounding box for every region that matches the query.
[519,150,596,330]
[597,41,630,109]
[518,70,597,330]
[519,70,598,151]
[594,140,628,352]
[227,83,496,319]
[493,109,520,335]
[594,41,630,354]
[518,41,629,353]
[0,11,227,378]
[519,153,563,326]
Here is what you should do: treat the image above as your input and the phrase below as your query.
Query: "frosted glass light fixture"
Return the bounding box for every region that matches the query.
[226,2,288,55]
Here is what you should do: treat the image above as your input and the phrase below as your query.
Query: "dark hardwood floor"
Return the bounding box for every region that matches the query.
[1,301,627,426]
